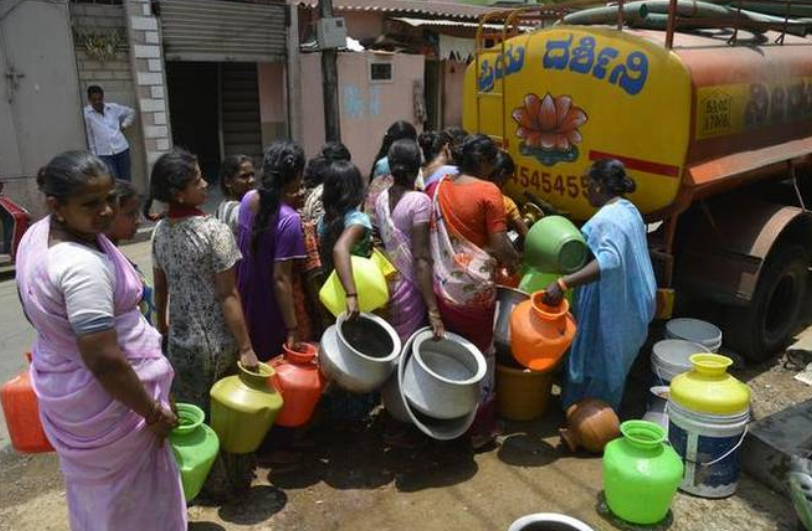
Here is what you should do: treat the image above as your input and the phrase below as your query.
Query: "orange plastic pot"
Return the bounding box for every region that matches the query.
[269,343,326,428]
[0,354,54,453]
[509,291,576,372]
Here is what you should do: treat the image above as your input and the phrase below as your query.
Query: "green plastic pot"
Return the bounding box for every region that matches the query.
[169,403,219,502]
[603,420,684,525]
[518,268,573,303]
[524,216,587,274]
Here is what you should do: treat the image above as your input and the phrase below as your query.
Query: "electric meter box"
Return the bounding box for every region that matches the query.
[316,17,347,50]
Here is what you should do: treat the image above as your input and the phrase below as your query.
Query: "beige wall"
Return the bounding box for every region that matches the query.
[258,62,288,147]
[300,51,425,178]
[443,59,467,129]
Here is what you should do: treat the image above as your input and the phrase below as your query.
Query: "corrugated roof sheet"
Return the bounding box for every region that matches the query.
[292,0,510,20]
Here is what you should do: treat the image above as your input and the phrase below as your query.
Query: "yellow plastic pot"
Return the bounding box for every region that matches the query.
[670,354,750,415]
[320,255,390,318]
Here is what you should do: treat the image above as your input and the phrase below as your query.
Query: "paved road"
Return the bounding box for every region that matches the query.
[0,240,152,447]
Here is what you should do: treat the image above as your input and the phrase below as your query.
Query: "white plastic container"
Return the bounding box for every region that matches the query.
[642,386,670,432]
[651,339,710,385]
[665,318,723,352]
[667,399,749,498]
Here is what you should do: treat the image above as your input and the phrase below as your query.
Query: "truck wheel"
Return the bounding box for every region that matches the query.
[725,244,810,362]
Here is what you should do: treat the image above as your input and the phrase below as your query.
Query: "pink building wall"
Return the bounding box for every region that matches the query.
[258,62,288,145]
[443,59,466,128]
[300,51,425,179]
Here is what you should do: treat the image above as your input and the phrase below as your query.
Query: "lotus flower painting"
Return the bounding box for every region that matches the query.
[513,92,588,166]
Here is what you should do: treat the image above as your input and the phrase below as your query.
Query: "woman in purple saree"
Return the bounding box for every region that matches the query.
[15,152,186,530]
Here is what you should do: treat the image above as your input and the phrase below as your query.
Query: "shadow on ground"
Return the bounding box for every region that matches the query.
[268,414,478,494]
[217,485,287,525]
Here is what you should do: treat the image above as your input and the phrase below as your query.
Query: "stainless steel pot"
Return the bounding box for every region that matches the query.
[402,330,486,420]
[395,328,478,441]
[508,514,596,531]
[494,286,530,354]
[318,312,401,394]
[381,331,420,424]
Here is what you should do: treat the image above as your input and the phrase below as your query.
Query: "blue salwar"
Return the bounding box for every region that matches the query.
[562,199,656,410]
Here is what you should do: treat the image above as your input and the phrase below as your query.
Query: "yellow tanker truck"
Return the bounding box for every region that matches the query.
[463,6,812,360]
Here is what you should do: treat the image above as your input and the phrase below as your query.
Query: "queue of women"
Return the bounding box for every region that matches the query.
[15,120,655,530]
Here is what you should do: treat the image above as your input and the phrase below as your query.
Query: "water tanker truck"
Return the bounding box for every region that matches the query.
[463,5,812,360]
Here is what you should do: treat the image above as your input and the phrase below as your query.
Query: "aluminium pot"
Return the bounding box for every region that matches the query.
[319,312,401,394]
[494,286,530,355]
[508,513,596,531]
[402,330,486,420]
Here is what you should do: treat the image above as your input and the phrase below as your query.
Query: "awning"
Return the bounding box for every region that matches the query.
[292,0,501,20]
[439,34,476,61]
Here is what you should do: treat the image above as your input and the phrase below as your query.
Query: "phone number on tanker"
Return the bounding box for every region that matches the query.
[511,165,588,199]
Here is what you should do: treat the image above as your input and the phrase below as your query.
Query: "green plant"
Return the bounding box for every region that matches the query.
[75,29,124,63]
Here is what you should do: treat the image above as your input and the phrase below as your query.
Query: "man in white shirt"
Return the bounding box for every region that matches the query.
[84,85,136,181]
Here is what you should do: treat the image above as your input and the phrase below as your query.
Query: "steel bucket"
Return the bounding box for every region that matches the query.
[319,312,401,394]
[494,286,530,354]
[403,330,486,420]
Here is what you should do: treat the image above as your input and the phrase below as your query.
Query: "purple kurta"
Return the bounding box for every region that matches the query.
[15,218,186,531]
[236,191,307,360]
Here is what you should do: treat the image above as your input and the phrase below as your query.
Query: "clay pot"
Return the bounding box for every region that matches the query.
[559,398,620,453]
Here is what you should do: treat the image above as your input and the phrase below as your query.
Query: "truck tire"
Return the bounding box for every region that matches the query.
[725,244,810,362]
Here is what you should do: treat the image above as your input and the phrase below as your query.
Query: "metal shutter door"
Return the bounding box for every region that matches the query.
[160,0,286,62]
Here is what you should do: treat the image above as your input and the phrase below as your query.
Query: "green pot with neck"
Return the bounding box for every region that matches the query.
[169,403,219,501]
[603,420,684,525]
[210,362,284,454]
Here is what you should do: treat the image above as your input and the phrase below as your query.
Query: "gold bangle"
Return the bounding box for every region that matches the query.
[557,278,568,292]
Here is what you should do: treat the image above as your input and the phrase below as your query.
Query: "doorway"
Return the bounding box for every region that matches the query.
[166,61,263,184]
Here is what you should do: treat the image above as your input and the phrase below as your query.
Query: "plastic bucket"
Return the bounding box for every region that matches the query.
[642,386,669,432]
[651,339,710,385]
[496,363,554,421]
[667,399,749,498]
[665,318,723,352]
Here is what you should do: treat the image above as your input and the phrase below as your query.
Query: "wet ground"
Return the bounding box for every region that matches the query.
[1,241,811,530]
[1,345,809,531]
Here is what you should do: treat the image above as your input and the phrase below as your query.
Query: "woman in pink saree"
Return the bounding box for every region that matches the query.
[374,139,444,341]
[16,152,186,530]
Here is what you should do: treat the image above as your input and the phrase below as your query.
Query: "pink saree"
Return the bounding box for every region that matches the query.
[15,218,186,531]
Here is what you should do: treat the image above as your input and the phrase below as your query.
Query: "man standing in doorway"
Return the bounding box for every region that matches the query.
[84,85,136,180]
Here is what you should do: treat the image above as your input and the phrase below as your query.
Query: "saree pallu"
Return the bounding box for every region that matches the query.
[429,179,498,414]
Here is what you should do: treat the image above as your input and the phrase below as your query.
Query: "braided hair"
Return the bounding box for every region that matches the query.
[251,141,305,254]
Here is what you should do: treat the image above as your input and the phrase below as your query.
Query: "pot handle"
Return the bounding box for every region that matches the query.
[694,426,749,468]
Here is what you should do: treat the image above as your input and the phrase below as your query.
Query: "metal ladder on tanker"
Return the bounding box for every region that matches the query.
[472,7,567,149]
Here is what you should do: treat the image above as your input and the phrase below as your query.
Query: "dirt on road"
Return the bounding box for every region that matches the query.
[1,345,809,531]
